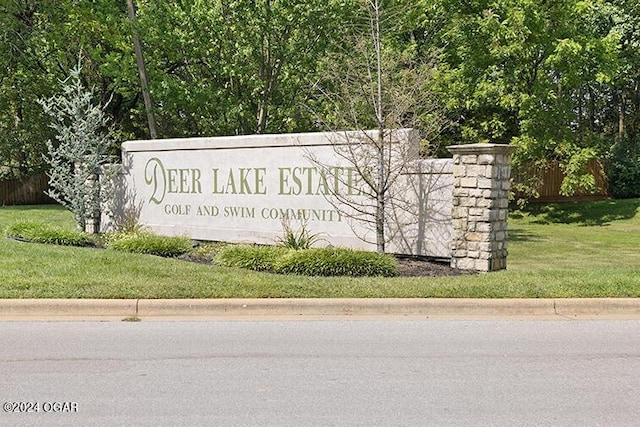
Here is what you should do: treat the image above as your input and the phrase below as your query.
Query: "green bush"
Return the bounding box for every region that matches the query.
[606,138,640,199]
[215,245,288,272]
[216,245,398,277]
[5,220,95,247]
[276,247,398,277]
[107,232,192,257]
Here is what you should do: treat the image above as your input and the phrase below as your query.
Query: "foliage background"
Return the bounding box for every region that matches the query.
[1,0,638,197]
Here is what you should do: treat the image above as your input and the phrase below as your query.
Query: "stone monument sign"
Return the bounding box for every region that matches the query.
[117,130,454,258]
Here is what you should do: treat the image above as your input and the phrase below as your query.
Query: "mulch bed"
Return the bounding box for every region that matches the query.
[178,252,469,277]
[10,236,468,278]
[394,256,469,277]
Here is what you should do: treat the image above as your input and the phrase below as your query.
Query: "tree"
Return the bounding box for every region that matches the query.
[0,0,144,179]
[39,62,117,232]
[134,0,350,137]
[126,0,157,139]
[0,0,59,179]
[310,0,446,252]
[423,0,629,198]
[603,0,640,197]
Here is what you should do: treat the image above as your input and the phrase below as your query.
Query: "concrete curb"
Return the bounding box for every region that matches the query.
[1,298,640,320]
[137,298,557,318]
[0,299,138,320]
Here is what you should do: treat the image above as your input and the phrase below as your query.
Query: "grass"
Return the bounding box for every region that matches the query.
[0,200,639,299]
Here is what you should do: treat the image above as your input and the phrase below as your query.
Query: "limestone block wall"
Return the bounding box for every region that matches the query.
[447,144,516,272]
[107,133,516,272]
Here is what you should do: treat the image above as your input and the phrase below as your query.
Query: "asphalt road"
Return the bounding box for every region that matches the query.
[1,320,640,426]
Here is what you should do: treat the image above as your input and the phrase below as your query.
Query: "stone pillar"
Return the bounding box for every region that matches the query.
[447,144,516,272]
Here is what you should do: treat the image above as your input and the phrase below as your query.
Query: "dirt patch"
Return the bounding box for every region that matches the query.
[395,256,470,277]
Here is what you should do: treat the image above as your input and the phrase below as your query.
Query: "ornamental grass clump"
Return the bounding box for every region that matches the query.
[275,247,398,277]
[275,219,321,250]
[215,245,288,272]
[107,231,192,257]
[5,220,96,247]
[216,244,398,277]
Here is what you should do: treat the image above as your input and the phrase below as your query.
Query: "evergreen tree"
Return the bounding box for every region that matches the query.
[39,61,116,232]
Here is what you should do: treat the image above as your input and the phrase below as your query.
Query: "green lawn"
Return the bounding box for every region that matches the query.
[1,200,639,299]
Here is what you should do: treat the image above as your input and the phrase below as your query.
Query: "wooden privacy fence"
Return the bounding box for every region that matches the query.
[513,159,609,202]
[0,174,54,205]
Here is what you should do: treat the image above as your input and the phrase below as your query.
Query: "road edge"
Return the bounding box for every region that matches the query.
[1,298,640,320]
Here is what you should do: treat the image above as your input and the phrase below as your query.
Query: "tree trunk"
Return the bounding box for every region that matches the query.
[376,190,385,253]
[126,0,157,139]
[619,90,626,141]
[374,0,385,253]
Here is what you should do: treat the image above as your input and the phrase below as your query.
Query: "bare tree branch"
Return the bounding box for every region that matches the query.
[305,0,448,252]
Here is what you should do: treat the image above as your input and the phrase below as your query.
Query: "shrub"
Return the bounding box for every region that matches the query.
[606,138,640,199]
[215,245,288,272]
[108,231,192,257]
[217,245,398,277]
[5,220,95,247]
[275,247,398,277]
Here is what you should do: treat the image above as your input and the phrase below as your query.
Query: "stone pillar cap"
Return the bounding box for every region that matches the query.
[447,143,516,155]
